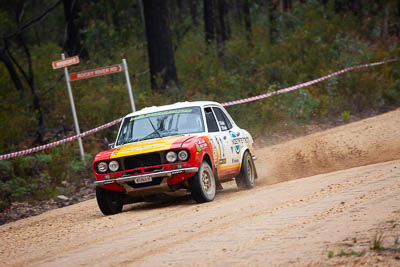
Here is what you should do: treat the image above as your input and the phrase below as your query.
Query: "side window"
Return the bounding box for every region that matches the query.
[212,107,232,131]
[204,107,219,132]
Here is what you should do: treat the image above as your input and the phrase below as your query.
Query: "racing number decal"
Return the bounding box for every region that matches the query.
[216,137,225,159]
[209,138,219,167]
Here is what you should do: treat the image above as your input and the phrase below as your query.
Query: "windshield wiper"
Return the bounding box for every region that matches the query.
[148,118,161,138]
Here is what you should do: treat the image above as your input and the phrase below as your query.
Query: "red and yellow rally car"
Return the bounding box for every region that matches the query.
[93,101,257,215]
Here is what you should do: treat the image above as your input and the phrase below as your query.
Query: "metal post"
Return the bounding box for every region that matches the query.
[122,59,136,112]
[62,53,85,161]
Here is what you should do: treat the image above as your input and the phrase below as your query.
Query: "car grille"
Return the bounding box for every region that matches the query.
[123,153,162,170]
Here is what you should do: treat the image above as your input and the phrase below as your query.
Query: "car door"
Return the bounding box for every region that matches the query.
[212,107,242,174]
[204,107,224,170]
[202,106,237,179]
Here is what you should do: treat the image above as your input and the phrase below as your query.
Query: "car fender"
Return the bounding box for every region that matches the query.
[183,136,216,171]
[237,130,258,179]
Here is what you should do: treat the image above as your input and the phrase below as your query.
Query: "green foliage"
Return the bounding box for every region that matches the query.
[336,250,365,257]
[341,110,351,123]
[289,90,319,121]
[0,160,13,180]
[328,249,365,258]
[0,148,93,212]
[383,79,400,104]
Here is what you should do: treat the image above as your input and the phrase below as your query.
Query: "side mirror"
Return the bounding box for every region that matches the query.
[108,143,115,149]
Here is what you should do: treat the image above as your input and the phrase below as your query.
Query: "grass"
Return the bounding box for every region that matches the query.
[329,250,365,258]
[371,233,384,251]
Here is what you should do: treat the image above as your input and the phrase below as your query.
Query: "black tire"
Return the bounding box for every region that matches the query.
[96,186,123,215]
[235,151,256,190]
[189,161,216,203]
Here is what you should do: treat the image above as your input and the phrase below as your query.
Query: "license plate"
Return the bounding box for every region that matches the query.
[134,176,152,184]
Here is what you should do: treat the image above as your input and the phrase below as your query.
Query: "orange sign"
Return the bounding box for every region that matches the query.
[69,64,123,81]
[52,56,79,69]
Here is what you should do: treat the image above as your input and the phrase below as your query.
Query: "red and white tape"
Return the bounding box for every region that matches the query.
[222,59,397,107]
[0,58,396,160]
[0,118,122,160]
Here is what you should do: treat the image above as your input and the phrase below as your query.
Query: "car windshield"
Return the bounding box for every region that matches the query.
[116,106,205,146]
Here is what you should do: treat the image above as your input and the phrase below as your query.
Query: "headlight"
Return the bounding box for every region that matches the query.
[97,162,108,173]
[178,150,189,161]
[109,160,119,172]
[166,151,177,163]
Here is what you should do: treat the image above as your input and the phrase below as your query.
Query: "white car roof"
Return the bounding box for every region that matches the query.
[124,101,222,118]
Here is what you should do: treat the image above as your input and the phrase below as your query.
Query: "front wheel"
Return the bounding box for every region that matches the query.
[235,151,256,190]
[96,186,123,215]
[189,161,216,203]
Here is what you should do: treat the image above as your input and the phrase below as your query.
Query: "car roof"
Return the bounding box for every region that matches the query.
[123,101,222,118]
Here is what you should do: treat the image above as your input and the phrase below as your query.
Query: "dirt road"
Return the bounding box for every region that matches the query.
[1,109,399,266]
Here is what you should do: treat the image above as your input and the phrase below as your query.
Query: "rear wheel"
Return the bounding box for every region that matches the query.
[235,151,255,189]
[189,161,216,203]
[96,186,123,215]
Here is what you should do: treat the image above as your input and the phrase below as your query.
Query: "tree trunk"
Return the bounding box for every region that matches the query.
[233,1,243,25]
[137,0,145,22]
[176,0,184,25]
[190,0,199,27]
[215,0,230,58]
[62,0,88,58]
[17,34,45,144]
[319,0,328,5]
[398,0,400,17]
[0,47,25,92]
[243,0,251,40]
[268,0,278,43]
[215,0,229,43]
[203,0,215,44]
[110,1,121,32]
[11,3,46,144]
[280,0,291,12]
[143,0,178,90]
[352,0,362,16]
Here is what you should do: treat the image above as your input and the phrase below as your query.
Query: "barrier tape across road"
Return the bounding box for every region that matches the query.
[221,59,397,106]
[0,58,396,160]
[0,118,122,160]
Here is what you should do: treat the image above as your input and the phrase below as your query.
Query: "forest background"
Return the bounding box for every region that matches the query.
[0,0,399,212]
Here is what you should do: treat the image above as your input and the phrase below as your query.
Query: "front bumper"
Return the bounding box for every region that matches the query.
[94,167,199,186]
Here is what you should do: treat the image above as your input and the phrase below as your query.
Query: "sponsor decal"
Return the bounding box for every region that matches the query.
[195,143,202,152]
[172,170,183,175]
[196,139,208,149]
[235,145,240,154]
[129,145,155,152]
[219,158,227,164]
[230,132,249,154]
[232,137,249,144]
[112,148,121,155]
[216,137,225,158]
[130,109,193,121]
[209,138,218,166]
[232,158,240,164]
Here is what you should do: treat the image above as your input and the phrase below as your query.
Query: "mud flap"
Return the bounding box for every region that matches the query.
[251,155,258,179]
[214,170,224,190]
[216,181,224,191]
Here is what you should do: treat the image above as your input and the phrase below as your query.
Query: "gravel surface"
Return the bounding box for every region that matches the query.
[0,108,399,266]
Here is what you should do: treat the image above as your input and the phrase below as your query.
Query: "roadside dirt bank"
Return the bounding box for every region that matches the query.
[256,108,400,185]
